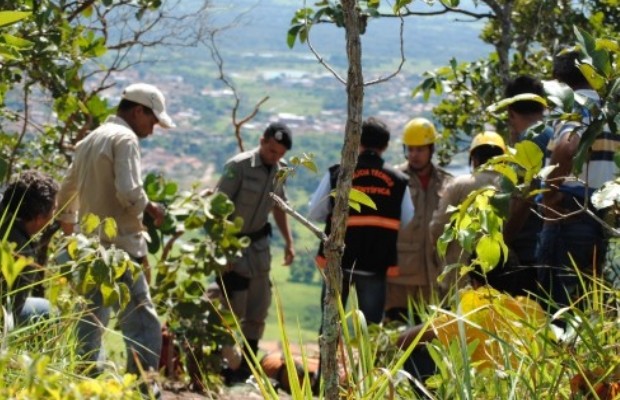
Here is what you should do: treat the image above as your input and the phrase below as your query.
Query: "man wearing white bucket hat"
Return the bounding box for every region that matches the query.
[57,83,174,381]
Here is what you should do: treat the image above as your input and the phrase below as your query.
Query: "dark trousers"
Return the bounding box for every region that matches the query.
[320,271,386,326]
[536,215,603,314]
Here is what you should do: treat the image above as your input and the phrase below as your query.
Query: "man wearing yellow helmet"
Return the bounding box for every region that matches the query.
[430,131,507,290]
[384,118,453,323]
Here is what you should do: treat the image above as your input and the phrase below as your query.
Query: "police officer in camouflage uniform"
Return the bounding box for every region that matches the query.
[216,122,295,383]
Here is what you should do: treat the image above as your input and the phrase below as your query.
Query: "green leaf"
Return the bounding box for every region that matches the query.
[287,25,303,48]
[513,140,544,172]
[348,188,377,210]
[574,26,611,77]
[488,163,518,186]
[100,281,119,307]
[164,182,178,197]
[67,238,79,259]
[595,38,619,53]
[81,214,101,235]
[1,33,33,49]
[118,283,131,309]
[302,159,318,173]
[0,11,31,27]
[489,193,511,220]
[91,258,109,284]
[0,243,30,289]
[578,63,606,90]
[207,192,235,218]
[103,218,117,239]
[475,235,501,273]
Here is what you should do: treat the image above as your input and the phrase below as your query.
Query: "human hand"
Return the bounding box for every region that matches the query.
[145,201,166,227]
[60,221,75,235]
[283,244,295,266]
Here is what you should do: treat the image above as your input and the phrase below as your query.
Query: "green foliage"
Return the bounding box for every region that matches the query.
[437,140,544,274]
[0,353,142,399]
[0,240,31,289]
[143,173,248,383]
[60,214,137,309]
[287,0,381,48]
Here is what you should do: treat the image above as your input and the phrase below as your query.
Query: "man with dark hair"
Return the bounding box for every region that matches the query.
[499,75,550,294]
[537,49,620,313]
[309,117,413,324]
[215,121,295,384]
[57,83,173,381]
[1,170,58,326]
[504,75,550,150]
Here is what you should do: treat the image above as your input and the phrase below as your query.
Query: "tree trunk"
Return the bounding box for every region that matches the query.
[484,0,513,84]
[319,1,364,399]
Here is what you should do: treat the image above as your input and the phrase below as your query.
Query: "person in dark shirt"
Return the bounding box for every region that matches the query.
[0,170,58,326]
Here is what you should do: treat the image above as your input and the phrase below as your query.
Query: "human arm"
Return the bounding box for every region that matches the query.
[307,172,332,222]
[145,201,166,227]
[273,205,295,266]
[114,136,149,216]
[541,125,581,214]
[396,322,437,348]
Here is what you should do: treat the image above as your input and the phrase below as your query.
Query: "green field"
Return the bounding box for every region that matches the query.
[263,248,322,345]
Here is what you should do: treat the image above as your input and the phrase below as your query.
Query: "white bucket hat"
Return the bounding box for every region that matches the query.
[121,83,175,128]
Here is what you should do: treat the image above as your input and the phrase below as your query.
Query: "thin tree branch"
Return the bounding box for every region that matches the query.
[365,8,406,86]
[6,81,31,181]
[269,193,327,243]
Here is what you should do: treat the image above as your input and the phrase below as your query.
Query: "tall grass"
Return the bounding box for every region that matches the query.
[226,268,620,399]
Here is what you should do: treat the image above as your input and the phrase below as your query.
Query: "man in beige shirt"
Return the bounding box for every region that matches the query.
[385,118,452,323]
[430,131,506,291]
[58,83,172,379]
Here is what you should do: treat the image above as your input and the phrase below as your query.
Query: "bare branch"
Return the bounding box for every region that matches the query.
[6,81,31,181]
[305,28,347,85]
[384,3,495,20]
[269,193,327,243]
[365,9,406,86]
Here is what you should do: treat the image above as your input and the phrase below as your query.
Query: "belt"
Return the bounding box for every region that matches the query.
[239,223,272,242]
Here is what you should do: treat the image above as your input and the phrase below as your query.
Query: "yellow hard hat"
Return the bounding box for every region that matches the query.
[402,118,438,146]
[470,131,507,153]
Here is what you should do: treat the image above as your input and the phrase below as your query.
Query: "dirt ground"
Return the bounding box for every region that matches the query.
[161,341,318,399]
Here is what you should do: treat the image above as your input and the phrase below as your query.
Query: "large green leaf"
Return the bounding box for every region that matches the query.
[103,218,117,239]
[0,33,33,48]
[475,235,501,273]
[207,192,235,218]
[0,11,31,27]
[513,140,544,172]
[81,214,101,235]
[574,26,611,77]
[100,281,119,307]
[578,63,606,90]
[348,188,377,210]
